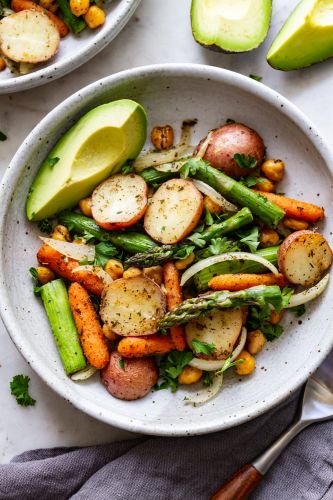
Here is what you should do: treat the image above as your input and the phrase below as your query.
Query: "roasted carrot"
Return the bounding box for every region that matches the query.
[117,335,175,358]
[163,262,186,351]
[68,283,109,369]
[253,191,324,222]
[37,244,104,296]
[11,0,69,37]
[208,273,289,291]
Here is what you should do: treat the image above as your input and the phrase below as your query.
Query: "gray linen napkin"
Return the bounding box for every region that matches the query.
[1,390,333,500]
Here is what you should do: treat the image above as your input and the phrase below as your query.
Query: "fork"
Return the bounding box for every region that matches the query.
[211,348,333,500]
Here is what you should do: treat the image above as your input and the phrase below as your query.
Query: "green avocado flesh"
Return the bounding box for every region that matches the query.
[26,99,147,221]
[267,0,333,70]
[191,0,272,52]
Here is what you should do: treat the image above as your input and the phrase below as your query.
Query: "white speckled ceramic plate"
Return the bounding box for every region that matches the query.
[0,0,141,94]
[1,64,333,435]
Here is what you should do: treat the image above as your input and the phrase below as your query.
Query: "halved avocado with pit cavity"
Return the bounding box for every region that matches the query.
[191,0,272,53]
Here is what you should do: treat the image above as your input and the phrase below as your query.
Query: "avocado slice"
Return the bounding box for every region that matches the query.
[267,0,333,70]
[191,0,272,53]
[26,99,147,221]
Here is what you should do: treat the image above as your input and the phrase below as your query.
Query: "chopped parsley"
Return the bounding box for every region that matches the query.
[0,131,7,141]
[94,241,119,267]
[47,157,60,169]
[121,164,135,175]
[10,375,36,407]
[233,153,258,169]
[249,74,263,82]
[155,351,194,393]
[202,371,213,387]
[289,304,306,317]
[236,226,260,253]
[174,244,196,261]
[216,356,244,375]
[192,339,216,356]
[37,218,53,234]
[29,267,43,295]
[247,304,284,341]
[239,176,265,188]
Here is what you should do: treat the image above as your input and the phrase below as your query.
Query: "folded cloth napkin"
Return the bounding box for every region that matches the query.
[1,389,333,500]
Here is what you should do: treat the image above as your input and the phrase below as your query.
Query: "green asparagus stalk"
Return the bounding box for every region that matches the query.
[140,168,177,186]
[194,246,279,291]
[180,158,285,228]
[125,207,253,267]
[40,279,86,375]
[57,0,86,33]
[58,211,157,254]
[160,285,283,327]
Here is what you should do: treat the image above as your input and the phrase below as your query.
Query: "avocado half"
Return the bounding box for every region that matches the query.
[26,99,147,221]
[191,0,272,53]
[267,0,333,70]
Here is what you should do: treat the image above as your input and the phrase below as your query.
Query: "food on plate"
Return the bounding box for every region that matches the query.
[26,100,147,220]
[27,99,332,405]
[267,0,333,70]
[191,0,272,53]
[0,0,106,75]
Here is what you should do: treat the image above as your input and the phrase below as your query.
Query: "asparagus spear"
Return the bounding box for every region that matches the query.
[140,168,177,186]
[58,211,157,254]
[57,0,86,33]
[180,158,285,228]
[40,279,86,375]
[125,207,253,267]
[194,246,279,291]
[160,285,283,327]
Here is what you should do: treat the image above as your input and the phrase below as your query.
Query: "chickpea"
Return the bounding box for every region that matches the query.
[178,366,202,385]
[123,267,142,279]
[143,266,163,285]
[39,0,58,12]
[84,5,105,28]
[235,350,255,376]
[254,177,275,192]
[175,253,195,271]
[36,266,55,285]
[247,330,266,355]
[270,309,285,325]
[0,58,6,72]
[104,259,124,280]
[102,324,118,342]
[261,159,285,183]
[260,228,280,248]
[79,197,92,217]
[72,238,85,245]
[204,195,223,215]
[151,125,174,150]
[283,217,309,231]
[51,225,72,242]
[70,0,89,16]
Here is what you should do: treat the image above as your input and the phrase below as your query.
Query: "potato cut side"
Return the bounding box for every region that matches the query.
[0,10,60,63]
[278,230,332,286]
[100,276,166,336]
[92,174,148,230]
[144,178,203,244]
[185,309,243,360]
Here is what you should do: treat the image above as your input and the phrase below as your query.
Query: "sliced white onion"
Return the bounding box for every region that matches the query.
[192,179,238,213]
[72,265,113,285]
[40,237,95,262]
[154,153,193,172]
[71,365,98,381]
[195,131,213,159]
[286,274,330,308]
[184,372,223,406]
[189,327,247,371]
[133,122,194,172]
[181,252,279,287]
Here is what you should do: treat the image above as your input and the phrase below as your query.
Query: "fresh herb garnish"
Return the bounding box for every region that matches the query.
[0,131,7,141]
[202,371,213,387]
[216,356,243,375]
[121,164,135,175]
[233,153,258,169]
[249,74,263,82]
[192,339,216,356]
[236,226,260,253]
[289,304,306,317]
[37,218,53,234]
[94,241,119,267]
[247,304,284,341]
[155,351,194,393]
[174,244,196,261]
[47,157,60,169]
[281,287,293,308]
[10,375,36,407]
[196,237,239,260]
[204,205,214,226]
[29,267,43,295]
[180,157,206,179]
[239,176,265,188]
[119,358,125,370]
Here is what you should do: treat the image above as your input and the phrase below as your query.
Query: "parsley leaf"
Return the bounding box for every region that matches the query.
[121,164,135,175]
[155,351,193,393]
[196,237,239,260]
[236,226,260,253]
[94,242,119,267]
[29,267,43,295]
[202,371,213,387]
[0,131,7,141]
[47,157,60,169]
[174,244,196,261]
[186,232,206,248]
[247,305,284,341]
[37,218,53,234]
[289,304,306,317]
[10,375,36,407]
[249,74,263,82]
[281,287,294,308]
[192,339,216,356]
[180,157,207,179]
[233,153,257,169]
[239,176,265,188]
[216,356,244,375]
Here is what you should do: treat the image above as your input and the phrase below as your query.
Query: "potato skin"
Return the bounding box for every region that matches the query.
[101,351,159,401]
[195,123,265,178]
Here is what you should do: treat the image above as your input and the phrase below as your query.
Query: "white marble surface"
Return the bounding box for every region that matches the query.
[0,0,332,464]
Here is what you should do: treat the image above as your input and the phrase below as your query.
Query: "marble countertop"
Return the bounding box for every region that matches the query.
[1,0,332,463]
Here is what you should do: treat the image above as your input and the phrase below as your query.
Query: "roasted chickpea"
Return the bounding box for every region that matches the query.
[204,195,223,215]
[0,58,6,72]
[270,309,285,325]
[39,0,58,12]
[123,267,142,279]
[72,239,85,245]
[143,266,163,285]
[84,5,105,28]
[70,0,89,15]
[254,178,275,192]
[235,350,255,376]
[261,159,285,182]
[102,324,118,342]
[51,225,71,242]
[283,217,309,231]
[178,366,202,385]
[175,253,195,271]
[79,197,92,217]
[151,125,174,150]
[247,330,266,355]
[260,228,280,248]
[104,259,124,280]
[36,266,55,285]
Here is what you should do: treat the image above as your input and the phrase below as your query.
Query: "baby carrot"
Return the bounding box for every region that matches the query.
[163,262,186,351]
[117,335,175,358]
[208,273,289,291]
[253,191,324,222]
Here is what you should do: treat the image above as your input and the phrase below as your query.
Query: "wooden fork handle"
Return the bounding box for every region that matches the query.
[210,464,262,500]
